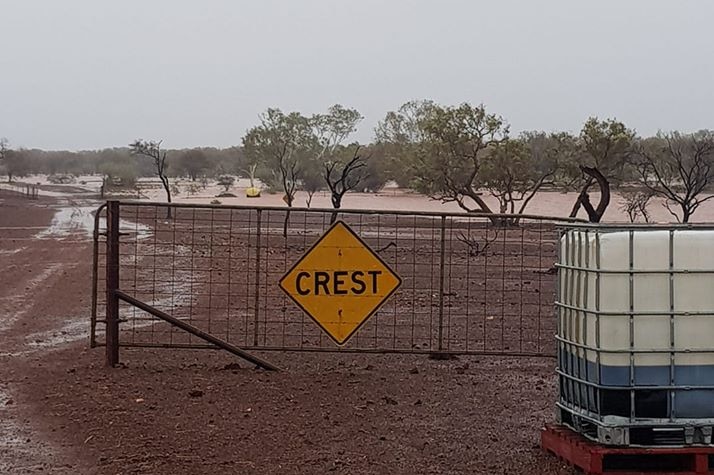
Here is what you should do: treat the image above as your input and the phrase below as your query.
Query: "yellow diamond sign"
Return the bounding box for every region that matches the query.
[279,220,402,346]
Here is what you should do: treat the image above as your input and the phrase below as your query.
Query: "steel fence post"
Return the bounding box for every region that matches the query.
[437,215,446,352]
[105,200,120,366]
[90,203,107,348]
[253,209,262,346]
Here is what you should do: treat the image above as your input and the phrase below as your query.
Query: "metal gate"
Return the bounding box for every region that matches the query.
[91,201,578,365]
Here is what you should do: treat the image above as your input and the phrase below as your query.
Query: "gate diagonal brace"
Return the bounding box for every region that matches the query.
[114,290,280,371]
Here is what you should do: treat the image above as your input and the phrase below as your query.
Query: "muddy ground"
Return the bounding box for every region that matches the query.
[0,190,575,474]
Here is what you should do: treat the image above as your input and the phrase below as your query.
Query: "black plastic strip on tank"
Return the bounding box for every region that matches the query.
[629,229,635,423]
[669,229,675,422]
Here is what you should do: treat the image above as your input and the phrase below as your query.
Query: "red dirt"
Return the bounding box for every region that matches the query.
[0,191,575,474]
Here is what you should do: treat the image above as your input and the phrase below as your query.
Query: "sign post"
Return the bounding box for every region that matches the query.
[279,220,402,345]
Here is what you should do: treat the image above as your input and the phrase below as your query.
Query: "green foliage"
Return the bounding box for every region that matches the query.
[0,145,236,179]
[375,100,436,187]
[566,117,636,221]
[2,149,32,182]
[97,160,137,188]
[312,104,363,157]
[217,174,236,192]
[300,158,324,207]
[359,145,389,192]
[242,108,317,206]
[481,135,558,214]
[176,149,211,180]
[411,102,509,213]
[580,117,635,174]
[10,103,714,224]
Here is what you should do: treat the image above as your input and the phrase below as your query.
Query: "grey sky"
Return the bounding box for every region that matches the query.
[1,0,712,150]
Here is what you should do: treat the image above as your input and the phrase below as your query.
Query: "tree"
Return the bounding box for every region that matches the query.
[0,138,11,181]
[359,146,389,192]
[0,139,29,183]
[243,108,316,236]
[300,158,324,207]
[619,189,653,223]
[481,133,558,217]
[243,109,315,206]
[311,104,366,215]
[412,103,509,216]
[375,100,436,187]
[634,131,714,223]
[217,175,235,192]
[2,148,31,183]
[97,160,138,189]
[0,138,8,162]
[312,104,363,158]
[323,146,367,222]
[568,118,635,222]
[177,149,210,181]
[130,139,173,217]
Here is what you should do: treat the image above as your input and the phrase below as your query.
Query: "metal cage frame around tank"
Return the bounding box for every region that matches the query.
[556,222,714,447]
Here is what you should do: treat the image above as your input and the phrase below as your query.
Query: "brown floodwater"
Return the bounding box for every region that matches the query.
[176,187,713,224]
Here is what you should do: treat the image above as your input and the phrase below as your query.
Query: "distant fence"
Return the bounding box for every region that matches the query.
[0,182,39,199]
[92,201,582,362]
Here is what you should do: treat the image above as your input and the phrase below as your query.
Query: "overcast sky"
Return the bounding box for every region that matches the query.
[1,0,712,150]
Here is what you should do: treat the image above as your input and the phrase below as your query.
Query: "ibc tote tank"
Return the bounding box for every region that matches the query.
[556,225,714,446]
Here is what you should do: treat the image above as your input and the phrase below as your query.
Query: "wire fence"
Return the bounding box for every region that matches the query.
[0,182,39,200]
[92,201,578,357]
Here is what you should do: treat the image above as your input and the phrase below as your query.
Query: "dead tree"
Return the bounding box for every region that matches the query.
[456,229,500,257]
[619,189,653,223]
[570,166,610,223]
[278,154,300,237]
[323,147,367,223]
[130,139,172,218]
[635,132,714,223]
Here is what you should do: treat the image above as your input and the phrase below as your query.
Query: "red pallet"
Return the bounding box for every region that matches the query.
[541,424,714,475]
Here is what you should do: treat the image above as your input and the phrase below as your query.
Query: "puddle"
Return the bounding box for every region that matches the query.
[34,203,151,240]
[10,255,194,357]
[0,247,26,256]
[34,206,97,238]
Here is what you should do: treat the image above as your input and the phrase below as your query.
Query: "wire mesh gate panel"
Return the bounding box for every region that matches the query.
[92,201,571,356]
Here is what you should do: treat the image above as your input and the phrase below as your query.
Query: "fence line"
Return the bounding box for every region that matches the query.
[0,182,39,199]
[92,201,578,360]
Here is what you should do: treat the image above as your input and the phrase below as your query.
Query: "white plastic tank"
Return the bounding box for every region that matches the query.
[557,226,714,446]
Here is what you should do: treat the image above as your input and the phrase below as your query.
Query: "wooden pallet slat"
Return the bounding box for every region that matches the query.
[542,424,714,475]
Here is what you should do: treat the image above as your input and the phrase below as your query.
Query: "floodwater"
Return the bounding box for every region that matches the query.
[35,200,151,240]
[167,187,714,224]
[15,174,713,224]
